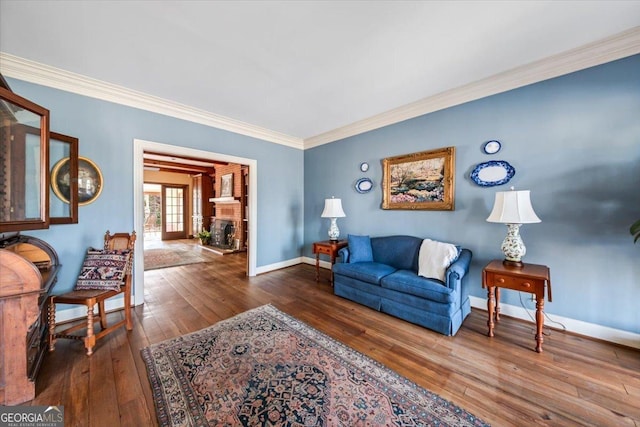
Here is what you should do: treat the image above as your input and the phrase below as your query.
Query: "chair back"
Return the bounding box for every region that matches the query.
[105,231,136,276]
[104,231,136,251]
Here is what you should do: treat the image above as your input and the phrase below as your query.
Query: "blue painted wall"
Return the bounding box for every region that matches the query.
[7,78,305,295]
[6,54,639,333]
[304,55,640,334]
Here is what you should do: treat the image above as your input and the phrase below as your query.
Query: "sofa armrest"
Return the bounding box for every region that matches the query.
[444,248,472,290]
[337,247,350,263]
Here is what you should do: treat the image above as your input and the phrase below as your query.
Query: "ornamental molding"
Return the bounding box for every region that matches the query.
[1,27,638,150]
[304,27,640,148]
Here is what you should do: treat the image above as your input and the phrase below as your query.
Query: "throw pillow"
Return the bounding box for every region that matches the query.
[75,248,132,291]
[348,234,373,263]
[418,239,459,282]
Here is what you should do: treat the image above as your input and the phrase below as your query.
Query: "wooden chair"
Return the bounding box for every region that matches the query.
[48,231,136,356]
[144,214,156,232]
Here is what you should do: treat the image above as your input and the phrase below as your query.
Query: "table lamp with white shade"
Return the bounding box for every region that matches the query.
[321,197,346,241]
[486,187,541,267]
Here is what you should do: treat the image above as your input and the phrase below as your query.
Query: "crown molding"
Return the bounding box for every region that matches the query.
[0,52,304,150]
[2,27,639,151]
[304,26,640,149]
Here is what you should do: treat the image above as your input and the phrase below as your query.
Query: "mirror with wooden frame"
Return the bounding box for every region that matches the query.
[49,132,78,224]
[0,86,50,232]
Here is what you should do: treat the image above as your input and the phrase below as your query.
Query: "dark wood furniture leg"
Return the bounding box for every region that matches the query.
[48,296,57,352]
[312,240,348,285]
[487,285,496,337]
[329,252,337,285]
[535,291,545,353]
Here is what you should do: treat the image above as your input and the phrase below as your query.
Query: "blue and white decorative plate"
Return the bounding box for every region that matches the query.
[354,177,373,193]
[470,160,515,187]
[483,140,502,155]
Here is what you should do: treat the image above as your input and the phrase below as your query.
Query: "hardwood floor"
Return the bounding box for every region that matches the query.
[34,242,640,426]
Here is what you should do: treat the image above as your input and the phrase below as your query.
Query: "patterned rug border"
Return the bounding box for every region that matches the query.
[141,304,489,426]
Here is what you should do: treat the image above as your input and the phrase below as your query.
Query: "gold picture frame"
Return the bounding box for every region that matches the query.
[382,146,455,210]
[51,156,103,206]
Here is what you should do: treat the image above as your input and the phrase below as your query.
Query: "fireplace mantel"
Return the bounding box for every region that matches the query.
[208,197,240,204]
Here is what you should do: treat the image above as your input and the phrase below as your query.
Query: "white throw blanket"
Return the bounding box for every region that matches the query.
[418,238,459,282]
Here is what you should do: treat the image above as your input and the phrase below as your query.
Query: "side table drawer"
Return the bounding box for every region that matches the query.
[313,245,332,256]
[486,272,541,292]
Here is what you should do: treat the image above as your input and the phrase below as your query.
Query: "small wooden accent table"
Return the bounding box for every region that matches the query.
[482,260,552,353]
[312,240,348,284]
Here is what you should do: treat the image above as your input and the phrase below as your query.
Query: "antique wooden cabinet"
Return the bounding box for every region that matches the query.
[0,234,59,405]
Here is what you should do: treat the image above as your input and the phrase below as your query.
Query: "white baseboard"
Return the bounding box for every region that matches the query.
[302,256,332,269]
[255,256,332,275]
[54,297,126,324]
[255,257,306,275]
[52,264,639,350]
[262,261,640,349]
[55,258,310,320]
[469,296,640,350]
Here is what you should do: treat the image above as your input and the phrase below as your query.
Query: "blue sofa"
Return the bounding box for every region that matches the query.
[332,235,472,336]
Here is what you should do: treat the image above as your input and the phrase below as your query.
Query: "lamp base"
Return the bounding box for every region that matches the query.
[500,224,526,267]
[502,259,524,268]
[327,217,341,241]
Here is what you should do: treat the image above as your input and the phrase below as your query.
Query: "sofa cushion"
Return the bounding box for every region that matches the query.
[348,234,373,263]
[380,270,455,304]
[333,262,396,285]
[418,239,459,281]
[370,235,422,271]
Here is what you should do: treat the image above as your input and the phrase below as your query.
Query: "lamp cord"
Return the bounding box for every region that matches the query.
[517,292,567,336]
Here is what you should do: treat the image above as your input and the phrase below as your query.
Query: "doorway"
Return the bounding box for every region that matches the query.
[143,183,189,241]
[133,139,258,306]
[161,184,188,240]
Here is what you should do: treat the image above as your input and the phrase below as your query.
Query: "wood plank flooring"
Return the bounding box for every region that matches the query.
[32,240,640,426]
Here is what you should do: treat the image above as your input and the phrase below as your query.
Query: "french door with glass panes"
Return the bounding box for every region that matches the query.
[161,185,188,240]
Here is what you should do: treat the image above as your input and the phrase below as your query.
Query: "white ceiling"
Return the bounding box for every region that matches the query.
[1,1,640,143]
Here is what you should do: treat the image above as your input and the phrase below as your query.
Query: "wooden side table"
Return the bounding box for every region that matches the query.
[312,240,348,285]
[482,260,552,353]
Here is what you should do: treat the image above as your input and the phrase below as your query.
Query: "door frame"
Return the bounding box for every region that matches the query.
[133,139,258,306]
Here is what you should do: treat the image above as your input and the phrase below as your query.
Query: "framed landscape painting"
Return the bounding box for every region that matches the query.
[382,146,455,210]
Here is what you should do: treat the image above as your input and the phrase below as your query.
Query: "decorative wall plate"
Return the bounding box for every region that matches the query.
[355,177,373,193]
[360,162,369,172]
[483,140,502,154]
[470,160,515,187]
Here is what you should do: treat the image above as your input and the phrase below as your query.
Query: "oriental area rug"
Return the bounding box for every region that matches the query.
[141,304,488,426]
[144,248,207,271]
